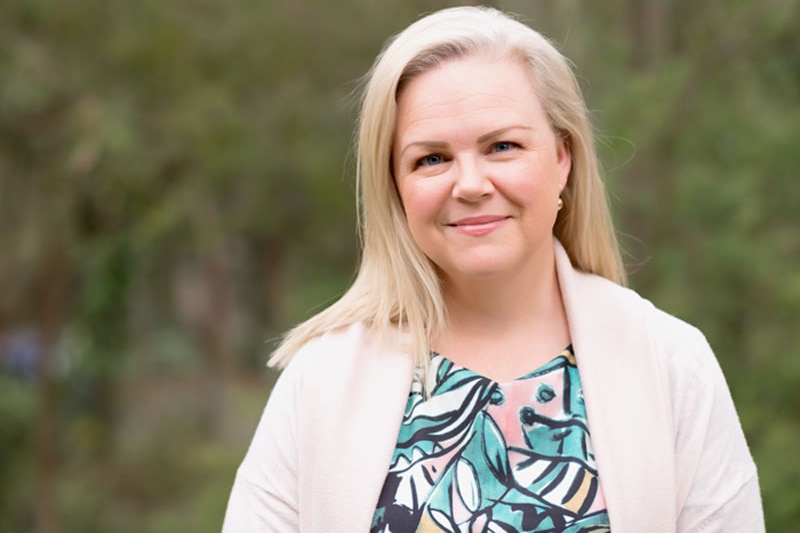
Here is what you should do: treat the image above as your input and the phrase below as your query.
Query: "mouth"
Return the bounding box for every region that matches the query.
[447,215,510,236]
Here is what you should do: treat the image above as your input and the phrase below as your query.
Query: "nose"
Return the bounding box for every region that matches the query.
[452,156,494,202]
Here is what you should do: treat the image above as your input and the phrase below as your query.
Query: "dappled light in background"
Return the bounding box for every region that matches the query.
[1,0,798,531]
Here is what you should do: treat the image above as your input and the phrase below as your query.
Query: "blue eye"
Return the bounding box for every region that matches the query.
[418,154,443,167]
[493,141,515,152]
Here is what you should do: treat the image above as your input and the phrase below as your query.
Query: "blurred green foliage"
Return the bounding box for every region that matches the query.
[1,0,798,531]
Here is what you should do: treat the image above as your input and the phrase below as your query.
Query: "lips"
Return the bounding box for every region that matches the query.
[448,215,510,236]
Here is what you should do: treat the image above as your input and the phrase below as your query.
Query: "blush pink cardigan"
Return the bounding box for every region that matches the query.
[222,241,764,532]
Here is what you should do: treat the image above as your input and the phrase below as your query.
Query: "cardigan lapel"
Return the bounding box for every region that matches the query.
[555,240,677,532]
[303,324,415,533]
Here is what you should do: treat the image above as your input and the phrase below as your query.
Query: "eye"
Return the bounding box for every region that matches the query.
[416,153,444,167]
[491,141,518,153]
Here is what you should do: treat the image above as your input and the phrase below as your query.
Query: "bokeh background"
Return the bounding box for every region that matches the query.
[1,0,798,531]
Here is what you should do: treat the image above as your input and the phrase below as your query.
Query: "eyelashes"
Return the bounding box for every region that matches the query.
[416,153,445,168]
[492,141,520,153]
[412,141,522,170]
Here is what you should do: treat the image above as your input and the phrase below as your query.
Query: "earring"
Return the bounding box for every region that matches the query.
[557,197,564,211]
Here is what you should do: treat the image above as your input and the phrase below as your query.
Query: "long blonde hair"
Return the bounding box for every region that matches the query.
[270,6,625,369]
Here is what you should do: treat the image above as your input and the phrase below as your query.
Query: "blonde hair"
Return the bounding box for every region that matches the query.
[270,6,625,370]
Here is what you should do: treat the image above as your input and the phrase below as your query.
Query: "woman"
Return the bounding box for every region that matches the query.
[223,6,763,532]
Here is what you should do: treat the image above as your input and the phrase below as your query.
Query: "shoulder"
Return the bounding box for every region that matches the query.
[281,322,414,395]
[585,273,733,420]
[572,269,710,355]
[290,322,373,366]
[613,282,717,383]
[567,266,720,394]
[291,322,409,366]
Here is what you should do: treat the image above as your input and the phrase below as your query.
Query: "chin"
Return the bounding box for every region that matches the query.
[442,261,513,280]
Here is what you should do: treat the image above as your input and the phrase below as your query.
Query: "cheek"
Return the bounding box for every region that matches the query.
[398,182,440,224]
[501,172,551,206]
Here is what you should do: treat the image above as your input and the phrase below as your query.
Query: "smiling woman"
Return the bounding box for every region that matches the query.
[393,56,573,378]
[222,6,764,533]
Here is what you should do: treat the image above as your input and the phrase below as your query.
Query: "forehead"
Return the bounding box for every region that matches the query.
[394,56,547,139]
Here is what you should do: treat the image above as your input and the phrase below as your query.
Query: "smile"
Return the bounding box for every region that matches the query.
[447,215,510,236]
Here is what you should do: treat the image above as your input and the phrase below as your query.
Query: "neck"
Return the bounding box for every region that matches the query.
[443,246,559,326]
[434,248,570,381]
[445,265,563,332]
[433,244,570,380]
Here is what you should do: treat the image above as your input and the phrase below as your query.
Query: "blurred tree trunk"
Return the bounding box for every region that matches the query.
[262,236,287,326]
[666,0,692,55]
[628,0,666,70]
[32,248,73,533]
[200,249,234,435]
[173,246,236,436]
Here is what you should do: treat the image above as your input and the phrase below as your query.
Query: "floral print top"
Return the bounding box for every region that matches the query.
[371,346,610,533]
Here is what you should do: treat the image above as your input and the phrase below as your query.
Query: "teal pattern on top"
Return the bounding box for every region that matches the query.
[371,346,610,532]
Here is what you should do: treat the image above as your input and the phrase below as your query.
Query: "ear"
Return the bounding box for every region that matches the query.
[555,136,572,192]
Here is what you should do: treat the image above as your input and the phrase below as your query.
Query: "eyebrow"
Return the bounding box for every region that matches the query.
[398,125,533,158]
[398,141,448,159]
[477,125,532,143]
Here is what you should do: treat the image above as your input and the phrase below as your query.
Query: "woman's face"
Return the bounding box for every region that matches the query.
[392,56,571,284]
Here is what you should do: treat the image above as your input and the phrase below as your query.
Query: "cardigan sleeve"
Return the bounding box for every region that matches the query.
[221,352,304,532]
[666,321,765,532]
